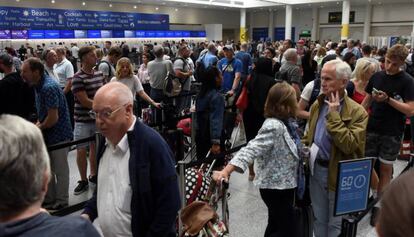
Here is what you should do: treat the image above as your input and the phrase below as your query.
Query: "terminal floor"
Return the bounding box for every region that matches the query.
[66,150,409,237]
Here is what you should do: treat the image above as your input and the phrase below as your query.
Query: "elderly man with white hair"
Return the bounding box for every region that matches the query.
[0,114,99,237]
[81,82,180,237]
[302,59,368,237]
[276,48,302,98]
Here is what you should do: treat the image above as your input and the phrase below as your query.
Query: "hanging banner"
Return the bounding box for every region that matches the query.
[0,6,169,30]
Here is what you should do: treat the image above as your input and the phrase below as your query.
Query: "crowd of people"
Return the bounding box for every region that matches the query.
[1,36,414,237]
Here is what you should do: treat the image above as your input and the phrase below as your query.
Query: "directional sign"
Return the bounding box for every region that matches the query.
[334,158,373,216]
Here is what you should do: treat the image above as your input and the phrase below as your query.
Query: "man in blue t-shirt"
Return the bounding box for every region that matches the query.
[217,46,242,96]
[198,43,218,69]
[235,43,253,81]
[235,42,252,78]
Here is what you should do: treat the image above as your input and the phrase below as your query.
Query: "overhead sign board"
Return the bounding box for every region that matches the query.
[0,6,169,30]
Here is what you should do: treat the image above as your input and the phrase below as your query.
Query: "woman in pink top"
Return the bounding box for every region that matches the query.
[138,53,151,108]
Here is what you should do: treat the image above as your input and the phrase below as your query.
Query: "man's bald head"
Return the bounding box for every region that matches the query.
[95,82,133,107]
[93,82,135,145]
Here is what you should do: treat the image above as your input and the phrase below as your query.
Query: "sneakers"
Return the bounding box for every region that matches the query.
[88,175,97,185]
[370,207,380,227]
[74,180,89,195]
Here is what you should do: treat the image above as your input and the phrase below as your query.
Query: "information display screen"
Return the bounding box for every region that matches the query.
[11,30,28,39]
[112,30,124,38]
[74,30,87,38]
[45,30,60,39]
[60,30,74,39]
[28,30,44,39]
[335,158,373,216]
[124,30,134,38]
[0,30,11,39]
[101,30,112,38]
[87,30,101,38]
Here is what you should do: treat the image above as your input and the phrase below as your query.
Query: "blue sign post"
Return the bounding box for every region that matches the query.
[334,158,373,216]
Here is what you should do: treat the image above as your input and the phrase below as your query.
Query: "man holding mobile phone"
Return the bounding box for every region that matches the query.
[362,44,414,226]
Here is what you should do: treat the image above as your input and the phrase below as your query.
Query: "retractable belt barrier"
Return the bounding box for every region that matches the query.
[48,134,100,216]
[339,156,414,237]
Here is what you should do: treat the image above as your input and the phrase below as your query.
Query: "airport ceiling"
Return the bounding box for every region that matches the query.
[93,0,414,10]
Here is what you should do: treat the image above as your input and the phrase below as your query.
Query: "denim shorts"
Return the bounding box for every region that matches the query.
[74,122,96,148]
[365,132,402,165]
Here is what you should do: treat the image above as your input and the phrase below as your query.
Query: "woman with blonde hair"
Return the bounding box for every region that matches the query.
[348,59,380,104]
[110,57,160,116]
[213,82,301,237]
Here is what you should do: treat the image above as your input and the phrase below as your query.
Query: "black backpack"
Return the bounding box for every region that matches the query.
[308,78,321,110]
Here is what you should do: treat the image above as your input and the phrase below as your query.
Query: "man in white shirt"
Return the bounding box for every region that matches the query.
[41,49,59,83]
[71,43,79,61]
[55,46,75,127]
[82,82,180,237]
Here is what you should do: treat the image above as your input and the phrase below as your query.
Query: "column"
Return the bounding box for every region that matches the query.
[311,6,319,42]
[240,8,247,43]
[411,22,414,49]
[363,3,372,43]
[285,4,292,40]
[249,11,254,41]
[268,10,274,41]
[341,0,350,40]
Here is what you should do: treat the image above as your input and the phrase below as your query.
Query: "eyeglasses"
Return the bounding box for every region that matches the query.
[89,104,128,120]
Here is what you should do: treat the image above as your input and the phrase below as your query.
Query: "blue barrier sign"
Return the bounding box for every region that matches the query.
[334,158,373,216]
[0,6,169,30]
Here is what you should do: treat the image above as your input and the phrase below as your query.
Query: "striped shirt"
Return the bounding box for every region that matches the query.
[71,69,104,123]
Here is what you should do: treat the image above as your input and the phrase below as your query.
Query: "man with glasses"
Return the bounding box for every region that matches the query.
[72,46,104,195]
[81,82,180,237]
[20,57,73,210]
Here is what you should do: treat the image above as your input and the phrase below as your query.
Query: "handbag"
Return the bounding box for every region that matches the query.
[180,201,229,237]
[235,75,251,111]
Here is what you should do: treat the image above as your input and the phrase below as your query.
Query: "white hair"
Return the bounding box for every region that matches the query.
[323,59,352,81]
[283,48,298,62]
[0,115,50,218]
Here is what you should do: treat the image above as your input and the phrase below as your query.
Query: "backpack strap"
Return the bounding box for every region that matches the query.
[308,78,321,109]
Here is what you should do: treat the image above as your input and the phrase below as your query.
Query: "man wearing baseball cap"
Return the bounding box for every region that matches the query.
[296,39,306,57]
[0,53,36,121]
[217,45,243,141]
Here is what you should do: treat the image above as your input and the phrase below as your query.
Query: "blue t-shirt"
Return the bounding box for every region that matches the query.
[35,75,73,145]
[201,52,218,69]
[235,51,252,76]
[217,57,243,93]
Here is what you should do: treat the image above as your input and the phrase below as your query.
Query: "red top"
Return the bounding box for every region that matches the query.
[351,89,366,105]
